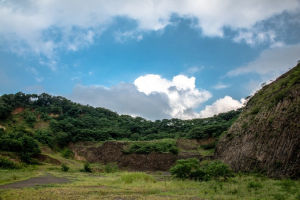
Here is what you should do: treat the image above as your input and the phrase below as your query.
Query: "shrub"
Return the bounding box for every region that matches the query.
[170,158,200,179]
[34,129,55,148]
[123,140,178,155]
[61,164,69,172]
[0,157,21,169]
[19,136,41,163]
[23,111,36,126]
[170,159,233,181]
[121,172,155,184]
[104,163,118,173]
[200,161,233,180]
[81,162,92,173]
[61,148,74,159]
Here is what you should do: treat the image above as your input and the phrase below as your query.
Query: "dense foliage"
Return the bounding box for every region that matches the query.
[123,140,178,154]
[0,92,241,161]
[170,158,233,181]
[0,157,21,169]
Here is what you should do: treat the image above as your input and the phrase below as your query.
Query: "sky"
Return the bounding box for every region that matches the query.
[1,0,300,120]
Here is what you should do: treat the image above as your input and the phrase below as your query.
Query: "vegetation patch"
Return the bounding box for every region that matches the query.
[120,172,155,184]
[170,158,233,181]
[123,140,178,154]
[0,157,21,169]
[61,148,74,159]
[80,163,92,173]
[104,163,119,173]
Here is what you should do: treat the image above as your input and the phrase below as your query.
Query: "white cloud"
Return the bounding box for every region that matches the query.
[114,30,144,43]
[134,74,211,119]
[233,30,276,46]
[199,96,244,118]
[186,66,204,75]
[227,43,300,79]
[213,83,230,90]
[0,0,299,56]
[69,74,247,120]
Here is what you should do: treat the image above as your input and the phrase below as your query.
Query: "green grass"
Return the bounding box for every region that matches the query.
[0,163,299,200]
[0,166,41,185]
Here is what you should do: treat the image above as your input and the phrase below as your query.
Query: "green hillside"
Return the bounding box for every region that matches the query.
[0,92,240,163]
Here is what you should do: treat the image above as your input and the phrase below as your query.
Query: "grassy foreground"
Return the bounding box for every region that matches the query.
[0,161,299,200]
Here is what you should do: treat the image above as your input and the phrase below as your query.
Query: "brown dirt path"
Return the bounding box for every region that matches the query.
[0,173,69,189]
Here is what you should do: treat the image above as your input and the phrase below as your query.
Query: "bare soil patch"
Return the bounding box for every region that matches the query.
[11,107,24,115]
[0,174,69,189]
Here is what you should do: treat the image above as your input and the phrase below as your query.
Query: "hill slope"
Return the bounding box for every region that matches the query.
[0,92,240,163]
[216,63,300,178]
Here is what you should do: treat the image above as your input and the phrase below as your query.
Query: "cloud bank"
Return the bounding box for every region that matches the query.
[70,74,244,120]
[0,0,299,56]
[228,43,300,78]
[199,96,245,118]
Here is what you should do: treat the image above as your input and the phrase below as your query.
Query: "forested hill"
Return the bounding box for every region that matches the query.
[0,92,241,162]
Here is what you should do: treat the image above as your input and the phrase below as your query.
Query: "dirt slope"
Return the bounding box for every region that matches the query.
[215,64,300,178]
[70,141,203,171]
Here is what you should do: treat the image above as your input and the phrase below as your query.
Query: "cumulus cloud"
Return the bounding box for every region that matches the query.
[134,74,211,119]
[199,96,245,118]
[0,0,299,56]
[70,74,245,120]
[227,43,300,79]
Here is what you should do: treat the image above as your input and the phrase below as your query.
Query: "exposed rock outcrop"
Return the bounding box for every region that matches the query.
[216,64,300,178]
[70,141,203,171]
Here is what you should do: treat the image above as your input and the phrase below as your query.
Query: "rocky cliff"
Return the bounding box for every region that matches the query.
[216,64,300,178]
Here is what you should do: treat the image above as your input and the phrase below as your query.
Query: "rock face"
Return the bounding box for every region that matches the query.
[70,141,203,171]
[216,64,300,178]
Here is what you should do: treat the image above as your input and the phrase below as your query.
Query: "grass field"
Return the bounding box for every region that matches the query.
[0,156,300,200]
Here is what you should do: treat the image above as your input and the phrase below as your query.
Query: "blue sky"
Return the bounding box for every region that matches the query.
[0,0,300,120]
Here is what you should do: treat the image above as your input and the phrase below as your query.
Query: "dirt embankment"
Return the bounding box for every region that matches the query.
[70,141,204,171]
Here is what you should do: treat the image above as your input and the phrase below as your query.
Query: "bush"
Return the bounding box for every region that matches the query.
[123,140,178,155]
[81,162,92,173]
[34,129,55,148]
[200,160,233,180]
[121,172,155,184]
[19,136,41,163]
[23,111,36,126]
[0,157,21,169]
[61,148,74,159]
[61,164,69,172]
[170,158,200,179]
[104,163,118,173]
[170,159,233,181]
